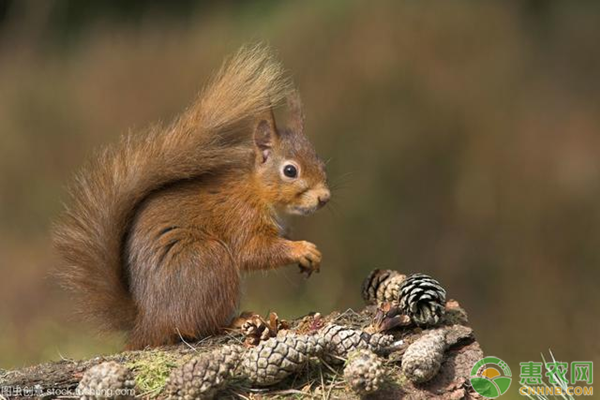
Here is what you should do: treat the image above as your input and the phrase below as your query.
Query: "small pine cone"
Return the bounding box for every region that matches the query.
[344,349,385,395]
[401,329,447,384]
[241,334,322,386]
[165,344,243,400]
[399,273,446,326]
[319,324,395,365]
[361,269,406,304]
[78,361,135,400]
[241,316,274,346]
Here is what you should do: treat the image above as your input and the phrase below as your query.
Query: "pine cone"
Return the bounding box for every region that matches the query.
[319,324,395,365]
[344,349,385,395]
[239,312,289,346]
[241,334,323,386]
[164,344,243,400]
[401,329,447,383]
[361,269,406,304]
[241,315,274,346]
[77,361,135,400]
[399,273,446,326]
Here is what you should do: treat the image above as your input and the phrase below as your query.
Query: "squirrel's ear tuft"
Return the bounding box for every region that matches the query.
[287,91,305,136]
[253,108,278,163]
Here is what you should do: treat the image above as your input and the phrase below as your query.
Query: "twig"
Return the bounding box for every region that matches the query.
[175,328,199,352]
[325,374,337,400]
[265,389,316,397]
[319,358,340,376]
[319,365,326,400]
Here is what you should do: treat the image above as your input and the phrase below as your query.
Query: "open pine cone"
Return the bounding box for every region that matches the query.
[241,315,274,346]
[239,312,289,346]
[361,269,406,304]
[399,273,446,326]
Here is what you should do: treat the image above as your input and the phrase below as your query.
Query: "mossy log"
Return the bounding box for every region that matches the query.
[1,302,483,399]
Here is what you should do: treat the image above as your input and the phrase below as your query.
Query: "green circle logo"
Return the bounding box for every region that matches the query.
[470,357,512,398]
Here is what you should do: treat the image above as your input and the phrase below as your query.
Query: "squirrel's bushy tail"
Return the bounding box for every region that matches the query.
[53,45,292,332]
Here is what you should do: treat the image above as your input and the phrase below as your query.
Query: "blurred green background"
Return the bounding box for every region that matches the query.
[1,1,599,397]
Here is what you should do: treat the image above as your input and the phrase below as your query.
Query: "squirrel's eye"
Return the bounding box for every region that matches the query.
[283,164,298,179]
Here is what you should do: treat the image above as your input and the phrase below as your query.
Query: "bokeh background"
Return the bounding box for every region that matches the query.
[1,1,599,397]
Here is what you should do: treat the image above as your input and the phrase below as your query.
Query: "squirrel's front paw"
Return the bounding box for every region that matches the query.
[291,241,322,277]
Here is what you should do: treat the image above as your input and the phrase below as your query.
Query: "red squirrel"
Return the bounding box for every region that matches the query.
[53,45,330,349]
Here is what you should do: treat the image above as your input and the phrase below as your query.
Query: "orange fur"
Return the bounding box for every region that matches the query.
[53,45,330,348]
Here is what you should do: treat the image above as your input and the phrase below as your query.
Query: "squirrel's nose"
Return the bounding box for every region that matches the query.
[317,190,331,208]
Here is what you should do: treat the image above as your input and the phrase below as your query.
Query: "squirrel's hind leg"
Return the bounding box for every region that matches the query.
[126,239,240,349]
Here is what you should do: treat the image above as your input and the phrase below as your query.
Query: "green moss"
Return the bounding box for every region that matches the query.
[125,350,183,395]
